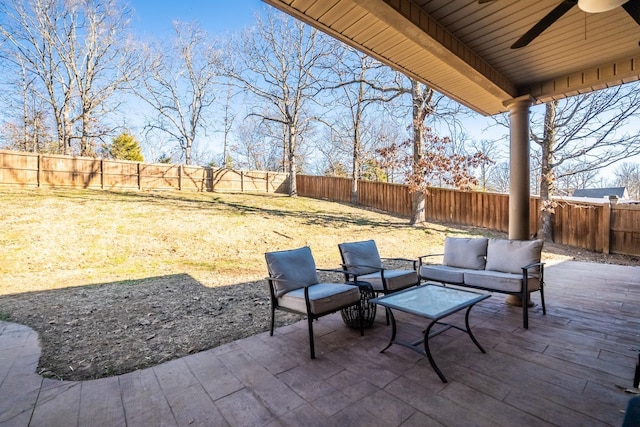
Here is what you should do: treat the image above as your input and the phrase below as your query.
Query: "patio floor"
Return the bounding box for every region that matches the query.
[1,260,639,426]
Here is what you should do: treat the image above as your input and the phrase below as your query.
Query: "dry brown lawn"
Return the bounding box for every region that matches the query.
[0,187,635,380]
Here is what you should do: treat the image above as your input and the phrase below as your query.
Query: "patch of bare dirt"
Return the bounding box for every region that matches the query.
[0,274,304,381]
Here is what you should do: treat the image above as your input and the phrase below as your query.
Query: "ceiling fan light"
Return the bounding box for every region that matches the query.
[578,0,628,13]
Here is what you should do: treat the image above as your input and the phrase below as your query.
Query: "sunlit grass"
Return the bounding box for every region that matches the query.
[0,187,473,296]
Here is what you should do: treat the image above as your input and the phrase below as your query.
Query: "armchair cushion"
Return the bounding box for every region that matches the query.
[356,269,419,292]
[265,246,319,297]
[278,282,360,314]
[338,240,383,276]
[442,237,488,270]
[485,239,543,275]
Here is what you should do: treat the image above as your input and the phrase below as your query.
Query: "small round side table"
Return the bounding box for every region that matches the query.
[341,281,377,329]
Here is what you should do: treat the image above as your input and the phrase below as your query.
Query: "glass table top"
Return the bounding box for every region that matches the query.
[371,284,490,320]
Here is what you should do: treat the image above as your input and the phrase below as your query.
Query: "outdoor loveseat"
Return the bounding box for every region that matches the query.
[418,237,546,329]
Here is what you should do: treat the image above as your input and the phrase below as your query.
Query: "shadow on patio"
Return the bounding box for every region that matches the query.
[1,260,638,426]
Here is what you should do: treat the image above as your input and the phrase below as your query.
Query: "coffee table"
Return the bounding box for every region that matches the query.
[370,284,490,383]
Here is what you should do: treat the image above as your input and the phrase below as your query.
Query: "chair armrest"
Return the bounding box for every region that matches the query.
[417,254,444,268]
[342,263,384,271]
[522,261,544,272]
[265,276,311,297]
[316,267,350,275]
[340,263,384,282]
[265,276,309,287]
[381,257,418,270]
[521,262,545,281]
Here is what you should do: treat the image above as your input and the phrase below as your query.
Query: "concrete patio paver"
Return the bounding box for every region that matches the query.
[1,260,639,426]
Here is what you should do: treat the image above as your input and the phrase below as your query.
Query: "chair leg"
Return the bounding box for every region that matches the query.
[522,287,529,329]
[270,305,276,336]
[539,286,547,315]
[307,316,315,359]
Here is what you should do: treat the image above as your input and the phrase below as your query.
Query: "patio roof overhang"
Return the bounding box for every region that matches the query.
[263,0,640,240]
[263,0,640,116]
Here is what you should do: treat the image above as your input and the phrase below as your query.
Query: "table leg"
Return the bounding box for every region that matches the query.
[423,320,448,383]
[465,304,486,353]
[380,307,396,353]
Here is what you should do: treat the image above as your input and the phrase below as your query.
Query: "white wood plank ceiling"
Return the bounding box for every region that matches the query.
[265,0,640,115]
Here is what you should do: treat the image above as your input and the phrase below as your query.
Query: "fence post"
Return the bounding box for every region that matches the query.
[137,163,141,190]
[100,159,104,189]
[602,202,611,255]
[178,165,183,191]
[266,171,269,193]
[241,170,244,192]
[37,154,42,187]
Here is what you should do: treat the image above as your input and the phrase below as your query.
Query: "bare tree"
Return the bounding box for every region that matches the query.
[531,83,640,241]
[612,162,640,200]
[325,45,407,202]
[225,8,331,196]
[231,114,281,170]
[467,138,502,191]
[407,80,471,224]
[488,161,510,193]
[131,21,220,165]
[0,0,135,156]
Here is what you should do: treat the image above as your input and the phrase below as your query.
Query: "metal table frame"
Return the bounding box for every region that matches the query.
[371,284,490,383]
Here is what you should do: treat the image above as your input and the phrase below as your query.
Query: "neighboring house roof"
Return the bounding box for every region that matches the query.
[572,187,628,199]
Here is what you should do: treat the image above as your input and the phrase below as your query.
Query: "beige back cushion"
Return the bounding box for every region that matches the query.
[485,239,543,274]
[443,237,488,270]
[265,246,319,296]
[338,240,383,276]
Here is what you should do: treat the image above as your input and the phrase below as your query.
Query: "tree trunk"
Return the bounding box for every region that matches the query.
[351,123,360,204]
[538,101,558,241]
[288,125,297,196]
[410,79,427,225]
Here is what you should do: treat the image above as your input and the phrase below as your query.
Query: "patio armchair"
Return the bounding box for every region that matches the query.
[265,246,363,359]
[337,239,420,295]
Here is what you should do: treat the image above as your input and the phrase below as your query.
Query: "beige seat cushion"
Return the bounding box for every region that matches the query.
[463,270,541,293]
[357,269,418,292]
[278,282,360,314]
[420,265,467,284]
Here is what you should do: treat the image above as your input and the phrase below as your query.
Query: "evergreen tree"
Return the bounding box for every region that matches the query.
[109,133,144,161]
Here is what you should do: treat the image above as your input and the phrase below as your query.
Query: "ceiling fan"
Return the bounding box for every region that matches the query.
[480,0,640,48]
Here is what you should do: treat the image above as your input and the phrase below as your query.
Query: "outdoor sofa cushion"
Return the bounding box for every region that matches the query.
[443,237,488,270]
[463,270,541,293]
[485,238,543,275]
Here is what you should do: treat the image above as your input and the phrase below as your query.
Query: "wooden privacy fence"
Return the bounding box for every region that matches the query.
[297,174,640,257]
[1,152,637,257]
[0,150,288,193]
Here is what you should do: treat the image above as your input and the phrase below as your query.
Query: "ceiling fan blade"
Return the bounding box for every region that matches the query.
[511,1,578,49]
[622,0,640,25]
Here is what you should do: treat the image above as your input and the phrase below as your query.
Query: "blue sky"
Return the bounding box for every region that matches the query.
[128,0,265,36]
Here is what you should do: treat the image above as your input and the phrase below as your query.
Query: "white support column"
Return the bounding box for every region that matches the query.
[504,96,533,240]
[504,95,534,308]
